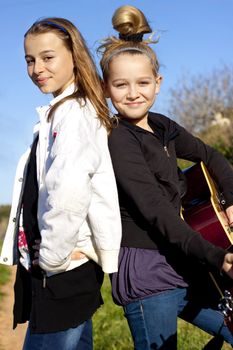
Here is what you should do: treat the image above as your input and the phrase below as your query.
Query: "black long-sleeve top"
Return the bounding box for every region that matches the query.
[108,112,233,271]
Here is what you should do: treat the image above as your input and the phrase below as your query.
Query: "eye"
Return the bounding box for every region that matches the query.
[43,56,54,62]
[25,58,34,66]
[139,81,150,86]
[115,82,127,88]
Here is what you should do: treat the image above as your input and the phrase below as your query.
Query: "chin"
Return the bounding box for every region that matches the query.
[39,87,53,95]
[128,115,145,120]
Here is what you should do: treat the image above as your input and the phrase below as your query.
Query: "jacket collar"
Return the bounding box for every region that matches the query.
[118,112,179,143]
[36,83,76,121]
[49,83,76,107]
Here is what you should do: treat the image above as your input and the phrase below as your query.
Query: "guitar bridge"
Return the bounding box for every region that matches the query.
[218,290,233,317]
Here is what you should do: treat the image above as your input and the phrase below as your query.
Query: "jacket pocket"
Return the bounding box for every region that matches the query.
[39,261,103,300]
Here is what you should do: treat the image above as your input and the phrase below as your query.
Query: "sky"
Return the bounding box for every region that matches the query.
[0,0,233,204]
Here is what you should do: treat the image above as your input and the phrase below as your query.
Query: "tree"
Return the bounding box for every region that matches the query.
[168,65,233,164]
[168,65,233,133]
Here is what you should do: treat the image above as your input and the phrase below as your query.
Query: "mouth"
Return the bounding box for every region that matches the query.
[125,102,144,107]
[36,77,49,85]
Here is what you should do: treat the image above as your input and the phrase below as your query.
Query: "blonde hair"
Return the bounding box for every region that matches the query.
[25,17,111,132]
[98,5,160,81]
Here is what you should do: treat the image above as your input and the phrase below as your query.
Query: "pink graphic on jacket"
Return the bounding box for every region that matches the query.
[18,227,29,250]
[18,206,31,271]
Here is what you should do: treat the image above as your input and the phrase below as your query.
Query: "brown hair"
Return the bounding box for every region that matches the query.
[25,17,111,132]
[98,5,160,81]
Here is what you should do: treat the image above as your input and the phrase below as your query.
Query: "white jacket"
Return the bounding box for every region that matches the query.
[0,85,122,275]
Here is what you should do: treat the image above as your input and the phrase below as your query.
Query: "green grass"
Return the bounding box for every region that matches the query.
[0,264,10,286]
[0,267,10,302]
[0,205,10,221]
[93,275,133,349]
[0,268,231,349]
[0,241,11,301]
[0,206,11,301]
[93,276,232,350]
[0,272,230,350]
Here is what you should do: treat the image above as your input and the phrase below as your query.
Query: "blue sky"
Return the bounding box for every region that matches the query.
[1,0,233,204]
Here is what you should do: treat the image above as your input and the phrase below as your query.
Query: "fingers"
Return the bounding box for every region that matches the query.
[224,253,233,265]
[226,205,233,227]
[31,237,87,263]
[32,239,41,251]
[32,240,40,264]
[222,253,233,280]
[32,258,39,266]
[71,252,86,260]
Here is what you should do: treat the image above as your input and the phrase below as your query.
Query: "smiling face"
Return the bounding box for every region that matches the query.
[105,53,162,128]
[24,32,75,97]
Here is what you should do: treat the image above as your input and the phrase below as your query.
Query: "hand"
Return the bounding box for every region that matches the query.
[226,205,233,228]
[32,239,41,266]
[71,251,86,260]
[222,253,233,279]
[31,239,86,266]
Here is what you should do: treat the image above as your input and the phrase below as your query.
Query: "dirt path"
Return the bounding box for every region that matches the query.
[0,266,27,350]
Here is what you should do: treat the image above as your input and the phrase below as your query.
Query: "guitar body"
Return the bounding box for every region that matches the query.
[181,162,233,333]
[182,162,233,249]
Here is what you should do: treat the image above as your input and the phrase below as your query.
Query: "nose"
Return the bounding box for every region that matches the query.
[33,59,44,75]
[127,85,139,99]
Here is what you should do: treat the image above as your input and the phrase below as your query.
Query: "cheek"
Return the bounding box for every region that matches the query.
[27,66,33,78]
[149,91,156,100]
[109,89,124,103]
[63,55,75,74]
[62,63,74,81]
[147,87,157,100]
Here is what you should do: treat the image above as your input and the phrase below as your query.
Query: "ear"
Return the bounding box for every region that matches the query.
[155,75,163,95]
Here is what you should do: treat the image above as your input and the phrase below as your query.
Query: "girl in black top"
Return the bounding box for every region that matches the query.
[98,5,233,349]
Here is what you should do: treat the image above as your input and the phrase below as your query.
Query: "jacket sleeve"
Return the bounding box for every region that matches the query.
[38,103,121,273]
[108,126,226,271]
[174,122,233,209]
[85,122,122,273]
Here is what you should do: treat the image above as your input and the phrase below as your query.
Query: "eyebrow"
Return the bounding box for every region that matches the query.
[25,49,55,58]
[112,77,153,83]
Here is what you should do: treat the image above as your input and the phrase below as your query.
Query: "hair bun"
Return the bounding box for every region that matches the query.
[119,33,143,42]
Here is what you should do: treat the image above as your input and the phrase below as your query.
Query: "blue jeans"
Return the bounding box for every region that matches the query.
[23,319,93,350]
[123,288,233,350]
[77,319,93,350]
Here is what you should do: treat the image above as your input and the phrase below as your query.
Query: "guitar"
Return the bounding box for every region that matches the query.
[181,161,233,333]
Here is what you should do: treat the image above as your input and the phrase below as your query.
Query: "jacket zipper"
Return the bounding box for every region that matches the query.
[42,270,47,288]
[164,145,170,157]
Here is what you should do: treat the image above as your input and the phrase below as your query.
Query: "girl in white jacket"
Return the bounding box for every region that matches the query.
[0,17,121,350]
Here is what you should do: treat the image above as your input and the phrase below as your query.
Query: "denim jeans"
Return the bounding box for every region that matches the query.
[123,288,233,350]
[77,319,93,350]
[23,319,93,350]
